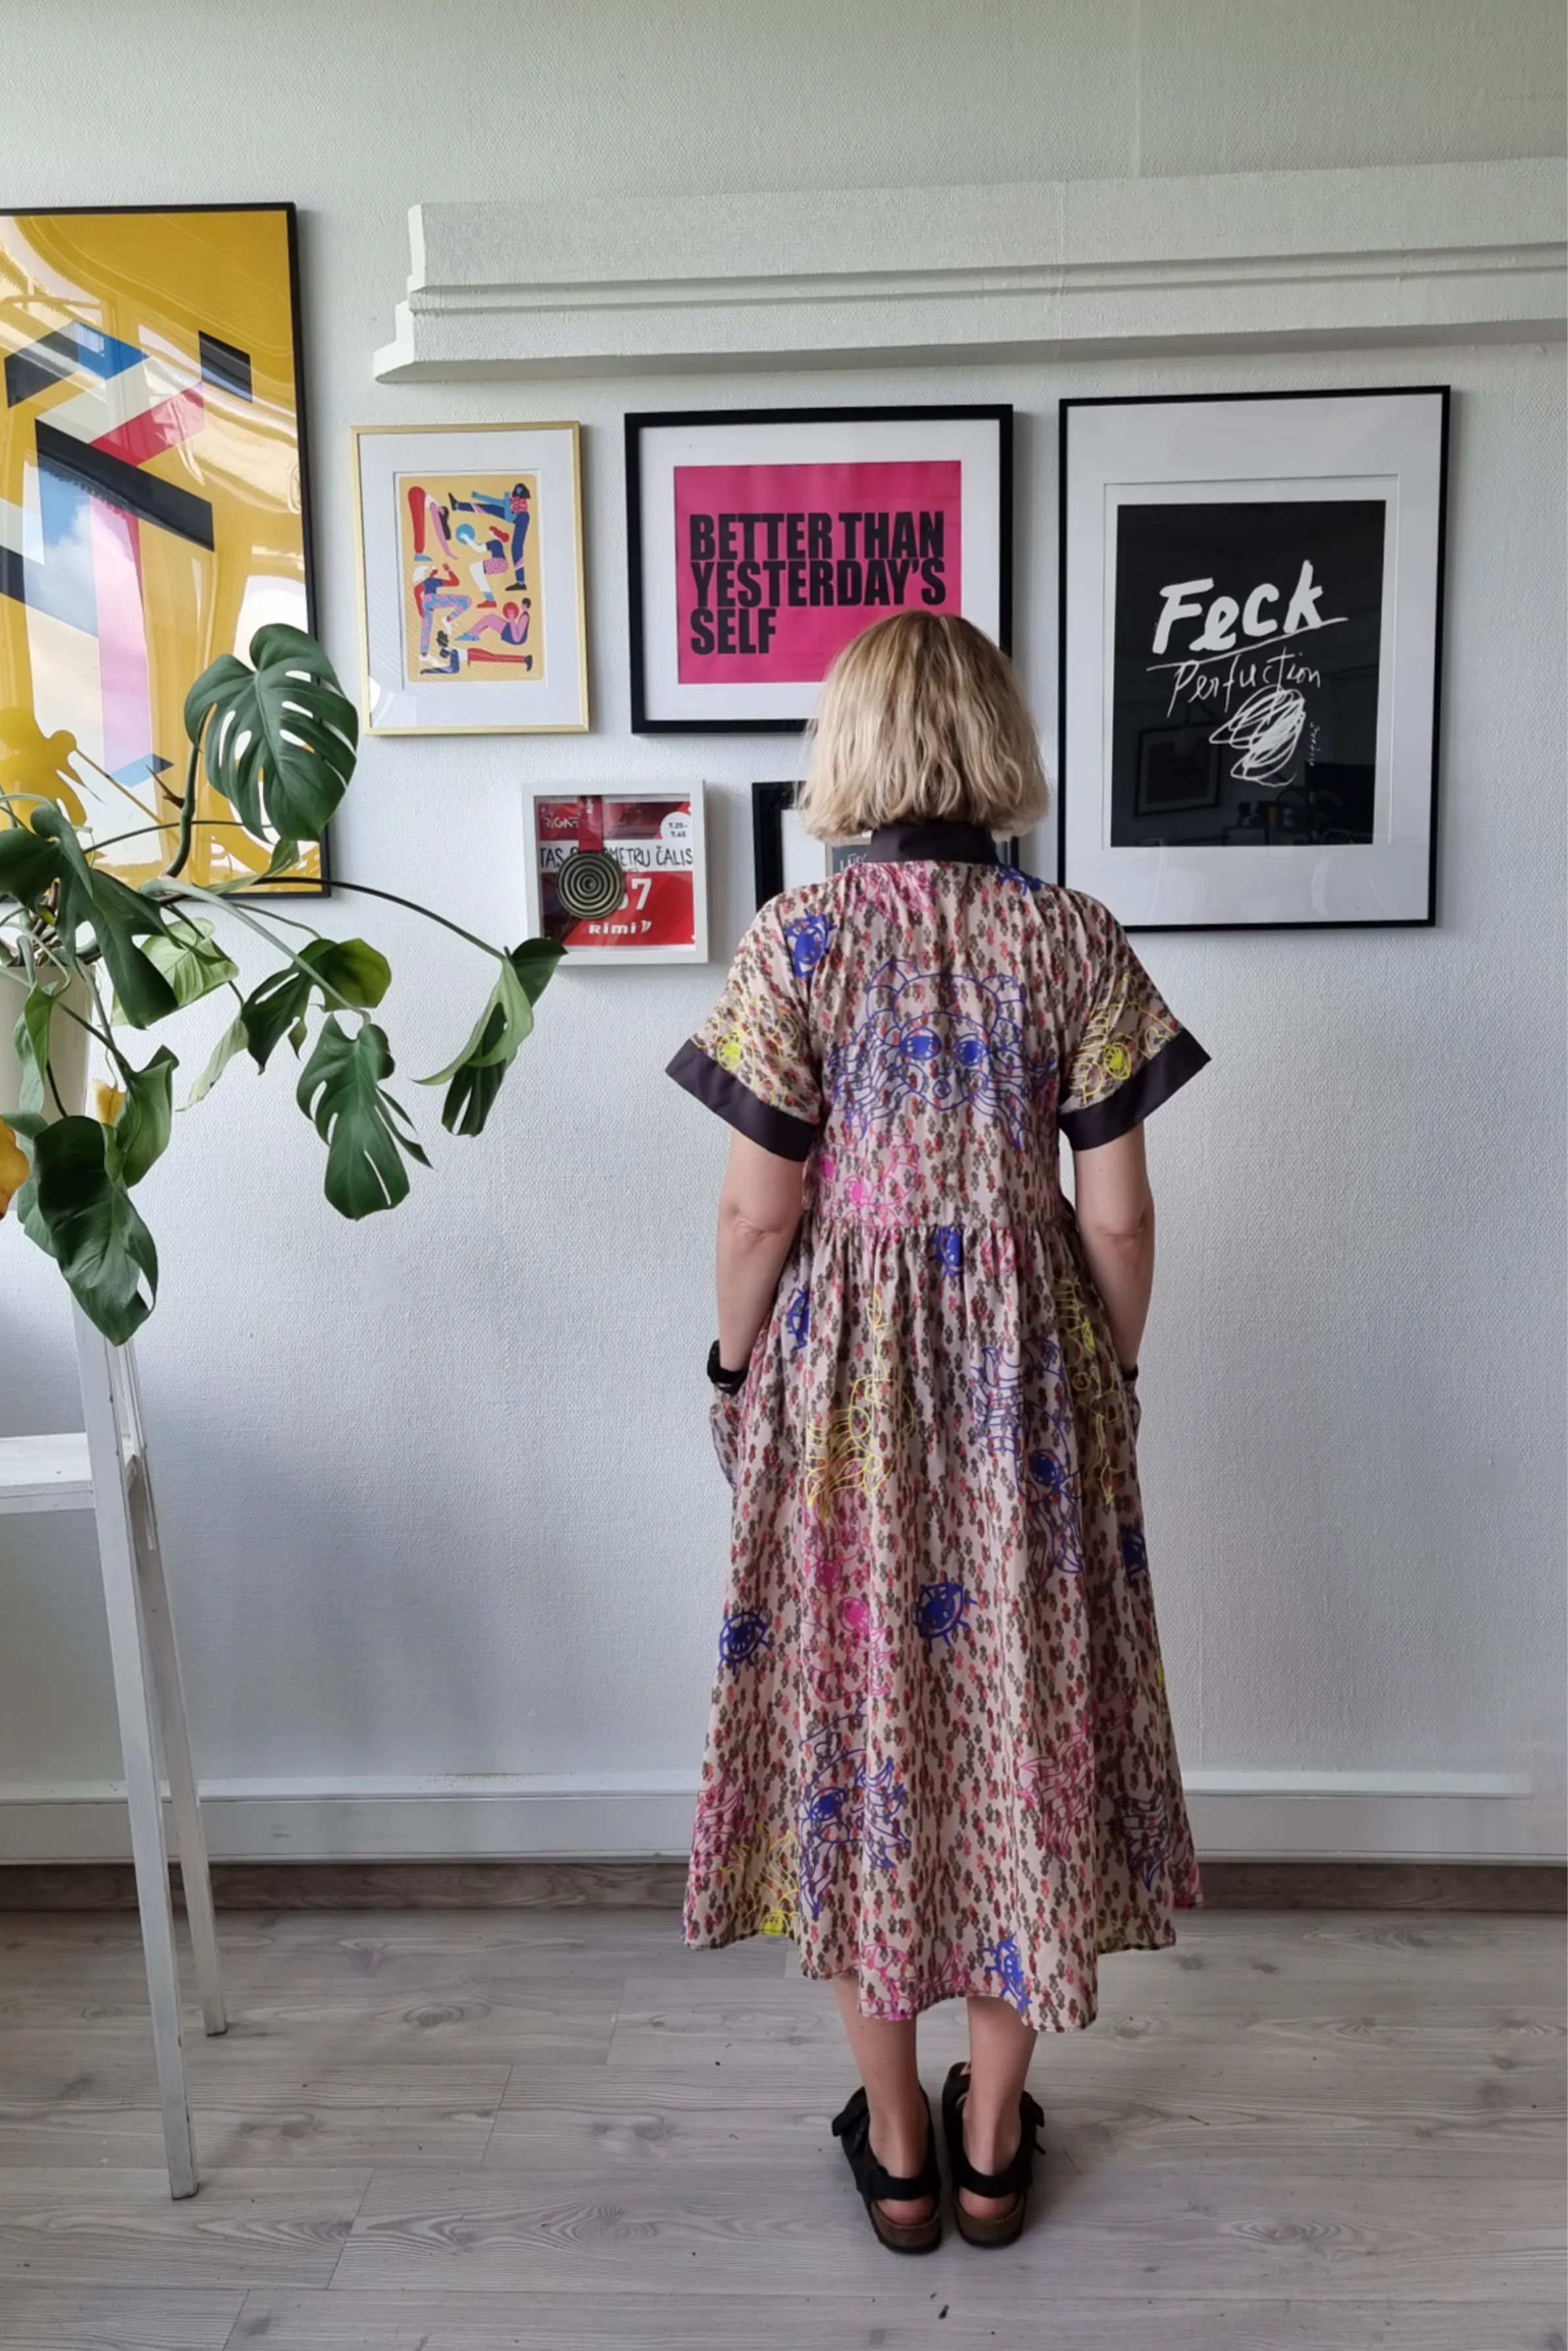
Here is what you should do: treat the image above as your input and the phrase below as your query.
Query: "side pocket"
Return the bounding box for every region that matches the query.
[709,1386,747,1488]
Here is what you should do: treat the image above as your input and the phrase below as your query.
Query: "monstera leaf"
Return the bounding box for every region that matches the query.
[10,983,59,1125]
[136,915,238,1010]
[21,806,178,1028]
[27,1115,158,1342]
[0,814,68,905]
[296,1017,429,1219]
[184,624,357,845]
[420,939,564,1136]
[238,936,390,1074]
[110,1046,178,1188]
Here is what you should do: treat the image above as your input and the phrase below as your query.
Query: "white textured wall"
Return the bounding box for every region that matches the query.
[3,0,1564,1862]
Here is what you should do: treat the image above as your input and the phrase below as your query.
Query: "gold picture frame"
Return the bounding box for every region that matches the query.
[351,420,590,736]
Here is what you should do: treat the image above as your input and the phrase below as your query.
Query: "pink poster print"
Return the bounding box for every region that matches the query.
[672,460,962,684]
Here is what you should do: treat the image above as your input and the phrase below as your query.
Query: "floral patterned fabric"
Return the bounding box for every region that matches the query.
[667,821,1209,2031]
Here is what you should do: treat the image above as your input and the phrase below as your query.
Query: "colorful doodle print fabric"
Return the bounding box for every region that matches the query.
[668,828,1209,2032]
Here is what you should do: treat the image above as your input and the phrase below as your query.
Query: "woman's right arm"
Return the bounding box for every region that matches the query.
[1071,1122,1155,1373]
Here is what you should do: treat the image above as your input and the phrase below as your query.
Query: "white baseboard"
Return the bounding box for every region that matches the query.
[0,1770,1559,1867]
[0,1772,700,1865]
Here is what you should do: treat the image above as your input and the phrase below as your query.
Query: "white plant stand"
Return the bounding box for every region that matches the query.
[0,1307,225,2197]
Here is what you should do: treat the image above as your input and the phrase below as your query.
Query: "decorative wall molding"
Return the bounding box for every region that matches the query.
[374,159,1566,382]
[0,1768,1558,1866]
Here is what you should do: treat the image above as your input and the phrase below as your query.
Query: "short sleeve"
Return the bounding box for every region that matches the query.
[666,902,823,1161]
[1057,896,1210,1150]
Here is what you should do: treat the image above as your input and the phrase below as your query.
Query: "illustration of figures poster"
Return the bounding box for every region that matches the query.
[1059,390,1448,928]
[353,423,588,734]
[523,788,708,963]
[0,204,322,893]
[399,471,541,682]
[626,405,1011,730]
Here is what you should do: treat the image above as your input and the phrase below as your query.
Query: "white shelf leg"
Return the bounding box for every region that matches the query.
[112,1346,226,2038]
[126,1455,227,2036]
[72,1306,197,2200]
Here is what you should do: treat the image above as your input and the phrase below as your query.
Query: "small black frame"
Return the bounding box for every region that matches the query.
[627,403,1013,734]
[751,782,799,904]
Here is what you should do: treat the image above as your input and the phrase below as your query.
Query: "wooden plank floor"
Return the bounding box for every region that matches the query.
[0,1906,1561,2349]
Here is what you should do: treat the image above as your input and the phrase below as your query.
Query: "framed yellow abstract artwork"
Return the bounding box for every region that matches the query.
[353,422,589,734]
[0,202,324,893]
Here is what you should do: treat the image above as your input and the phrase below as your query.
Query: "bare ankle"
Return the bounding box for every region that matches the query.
[963,2102,1021,2175]
[869,2096,928,2171]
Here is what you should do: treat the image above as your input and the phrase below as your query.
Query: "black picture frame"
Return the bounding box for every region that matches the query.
[627,403,1013,734]
[752,780,1019,909]
[0,200,328,897]
[751,781,798,904]
[1057,386,1449,932]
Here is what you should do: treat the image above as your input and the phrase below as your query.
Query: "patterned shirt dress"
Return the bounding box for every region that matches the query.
[667,819,1210,2031]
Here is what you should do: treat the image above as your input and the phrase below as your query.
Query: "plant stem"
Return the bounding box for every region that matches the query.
[10,802,497,963]
[0,955,128,1078]
[153,882,323,942]
[61,746,175,821]
[324,880,503,960]
[211,899,320,936]
[0,763,150,828]
[72,815,258,859]
[145,875,360,1016]
[80,965,132,1080]
[164,741,201,880]
[64,971,136,1089]
[50,994,123,1060]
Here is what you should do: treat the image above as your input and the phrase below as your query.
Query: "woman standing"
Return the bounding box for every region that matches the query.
[667,613,1208,2251]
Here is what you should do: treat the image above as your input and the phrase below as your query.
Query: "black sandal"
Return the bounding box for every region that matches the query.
[830,2085,943,2253]
[941,2061,1045,2247]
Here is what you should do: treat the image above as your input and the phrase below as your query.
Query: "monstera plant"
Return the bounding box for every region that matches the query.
[0,625,561,1342]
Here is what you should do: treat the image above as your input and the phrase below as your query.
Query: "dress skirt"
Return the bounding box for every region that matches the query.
[670,839,1207,2031]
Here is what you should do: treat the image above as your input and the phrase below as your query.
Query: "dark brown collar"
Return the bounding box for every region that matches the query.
[864,821,1000,867]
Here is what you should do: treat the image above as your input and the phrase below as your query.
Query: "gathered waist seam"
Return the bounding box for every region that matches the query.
[805,1211,1068,1236]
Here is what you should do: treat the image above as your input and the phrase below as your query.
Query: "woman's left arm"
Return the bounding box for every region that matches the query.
[715,1131,805,1373]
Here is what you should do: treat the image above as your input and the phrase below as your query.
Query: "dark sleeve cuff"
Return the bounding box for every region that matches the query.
[666,1039,820,1162]
[1058,1026,1211,1151]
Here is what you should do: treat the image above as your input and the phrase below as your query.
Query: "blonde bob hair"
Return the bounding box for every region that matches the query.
[796,611,1048,842]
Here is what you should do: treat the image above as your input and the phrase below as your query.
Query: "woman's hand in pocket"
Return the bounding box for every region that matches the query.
[709,1386,747,1488]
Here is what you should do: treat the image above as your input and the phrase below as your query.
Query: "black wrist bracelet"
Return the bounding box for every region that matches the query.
[707,1339,749,1394]
[1121,1363,1139,1384]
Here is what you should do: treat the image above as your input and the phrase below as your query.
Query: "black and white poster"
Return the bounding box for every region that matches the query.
[1111,499,1386,850]
[1061,392,1448,928]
